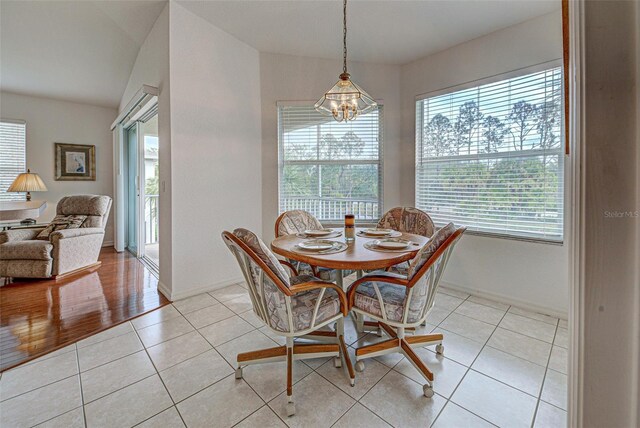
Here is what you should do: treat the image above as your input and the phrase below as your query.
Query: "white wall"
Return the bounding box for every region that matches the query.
[260,52,402,240]
[1,91,116,244]
[400,11,569,315]
[119,4,173,295]
[168,3,262,298]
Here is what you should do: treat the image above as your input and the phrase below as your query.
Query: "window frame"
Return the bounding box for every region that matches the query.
[0,119,27,202]
[414,60,566,244]
[277,101,384,225]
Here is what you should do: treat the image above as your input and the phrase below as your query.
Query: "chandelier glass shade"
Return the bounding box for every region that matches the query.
[314,0,377,122]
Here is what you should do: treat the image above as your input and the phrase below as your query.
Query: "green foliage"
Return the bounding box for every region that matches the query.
[426,157,561,220]
[454,101,483,155]
[424,114,454,157]
[283,130,378,201]
[145,162,159,195]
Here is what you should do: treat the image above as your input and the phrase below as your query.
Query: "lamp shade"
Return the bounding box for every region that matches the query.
[8,169,48,192]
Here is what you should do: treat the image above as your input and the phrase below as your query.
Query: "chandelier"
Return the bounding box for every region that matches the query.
[314,0,377,122]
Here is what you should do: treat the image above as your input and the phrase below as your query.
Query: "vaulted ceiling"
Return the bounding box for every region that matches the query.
[0,0,166,108]
[1,0,559,109]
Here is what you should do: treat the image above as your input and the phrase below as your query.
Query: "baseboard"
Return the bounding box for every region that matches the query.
[102,241,114,248]
[158,276,244,302]
[440,281,568,320]
[157,280,172,301]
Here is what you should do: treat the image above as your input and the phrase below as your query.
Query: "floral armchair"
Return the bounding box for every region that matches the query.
[347,223,466,398]
[377,206,435,237]
[376,206,436,276]
[0,195,111,278]
[222,228,354,416]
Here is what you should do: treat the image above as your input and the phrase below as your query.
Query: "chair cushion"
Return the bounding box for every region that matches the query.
[36,215,87,240]
[290,277,341,331]
[265,274,341,333]
[276,210,323,237]
[0,240,53,260]
[353,271,408,322]
[377,207,435,237]
[407,223,456,279]
[233,228,290,286]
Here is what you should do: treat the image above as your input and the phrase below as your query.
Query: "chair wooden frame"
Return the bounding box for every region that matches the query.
[347,227,466,398]
[222,231,355,416]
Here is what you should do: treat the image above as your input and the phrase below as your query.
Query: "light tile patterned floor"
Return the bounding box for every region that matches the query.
[0,280,568,428]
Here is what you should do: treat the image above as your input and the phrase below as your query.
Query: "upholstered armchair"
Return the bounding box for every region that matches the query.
[347,223,466,398]
[275,209,353,282]
[0,195,112,279]
[375,207,436,277]
[222,228,354,416]
[377,206,435,237]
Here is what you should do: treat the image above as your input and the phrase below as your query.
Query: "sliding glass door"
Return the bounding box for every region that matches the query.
[125,123,140,256]
[124,112,159,270]
[141,115,159,268]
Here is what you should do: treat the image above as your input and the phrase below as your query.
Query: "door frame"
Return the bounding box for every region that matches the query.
[111,86,158,253]
[567,0,585,425]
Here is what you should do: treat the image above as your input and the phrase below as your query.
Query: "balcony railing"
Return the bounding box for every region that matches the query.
[280,197,380,222]
[145,195,159,244]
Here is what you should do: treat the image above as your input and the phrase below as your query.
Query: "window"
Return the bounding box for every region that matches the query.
[416,65,564,241]
[278,104,383,223]
[0,120,26,202]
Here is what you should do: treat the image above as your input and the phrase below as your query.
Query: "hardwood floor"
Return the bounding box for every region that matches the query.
[0,248,169,372]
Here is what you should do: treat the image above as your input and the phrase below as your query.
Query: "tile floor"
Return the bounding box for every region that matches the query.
[0,280,568,428]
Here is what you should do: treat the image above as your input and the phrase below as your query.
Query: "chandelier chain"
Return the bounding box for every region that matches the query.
[343,0,347,74]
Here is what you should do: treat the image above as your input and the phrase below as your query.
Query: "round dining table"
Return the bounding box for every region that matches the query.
[270,228,430,288]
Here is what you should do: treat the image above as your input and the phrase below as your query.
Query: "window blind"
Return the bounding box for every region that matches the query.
[278,104,383,222]
[0,120,27,202]
[415,66,564,241]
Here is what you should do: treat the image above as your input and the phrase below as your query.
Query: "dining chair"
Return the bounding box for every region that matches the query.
[374,207,436,279]
[377,206,436,237]
[275,210,353,282]
[346,223,466,397]
[222,228,355,416]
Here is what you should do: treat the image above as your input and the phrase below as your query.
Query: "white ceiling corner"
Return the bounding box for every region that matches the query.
[1,0,167,108]
[176,0,561,65]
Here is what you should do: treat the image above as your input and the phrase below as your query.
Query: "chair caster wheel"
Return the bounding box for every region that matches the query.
[436,344,444,355]
[286,402,296,417]
[334,357,342,368]
[235,367,243,379]
[355,361,365,372]
[423,384,434,398]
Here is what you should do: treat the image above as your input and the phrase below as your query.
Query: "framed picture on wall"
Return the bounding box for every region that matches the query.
[55,143,96,181]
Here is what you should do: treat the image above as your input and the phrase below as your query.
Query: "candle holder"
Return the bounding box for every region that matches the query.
[344,214,355,243]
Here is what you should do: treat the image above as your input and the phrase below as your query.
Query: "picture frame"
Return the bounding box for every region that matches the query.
[55,143,96,181]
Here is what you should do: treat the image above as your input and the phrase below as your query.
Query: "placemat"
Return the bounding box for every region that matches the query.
[292,241,348,255]
[363,240,422,253]
[296,231,343,239]
[357,230,402,238]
